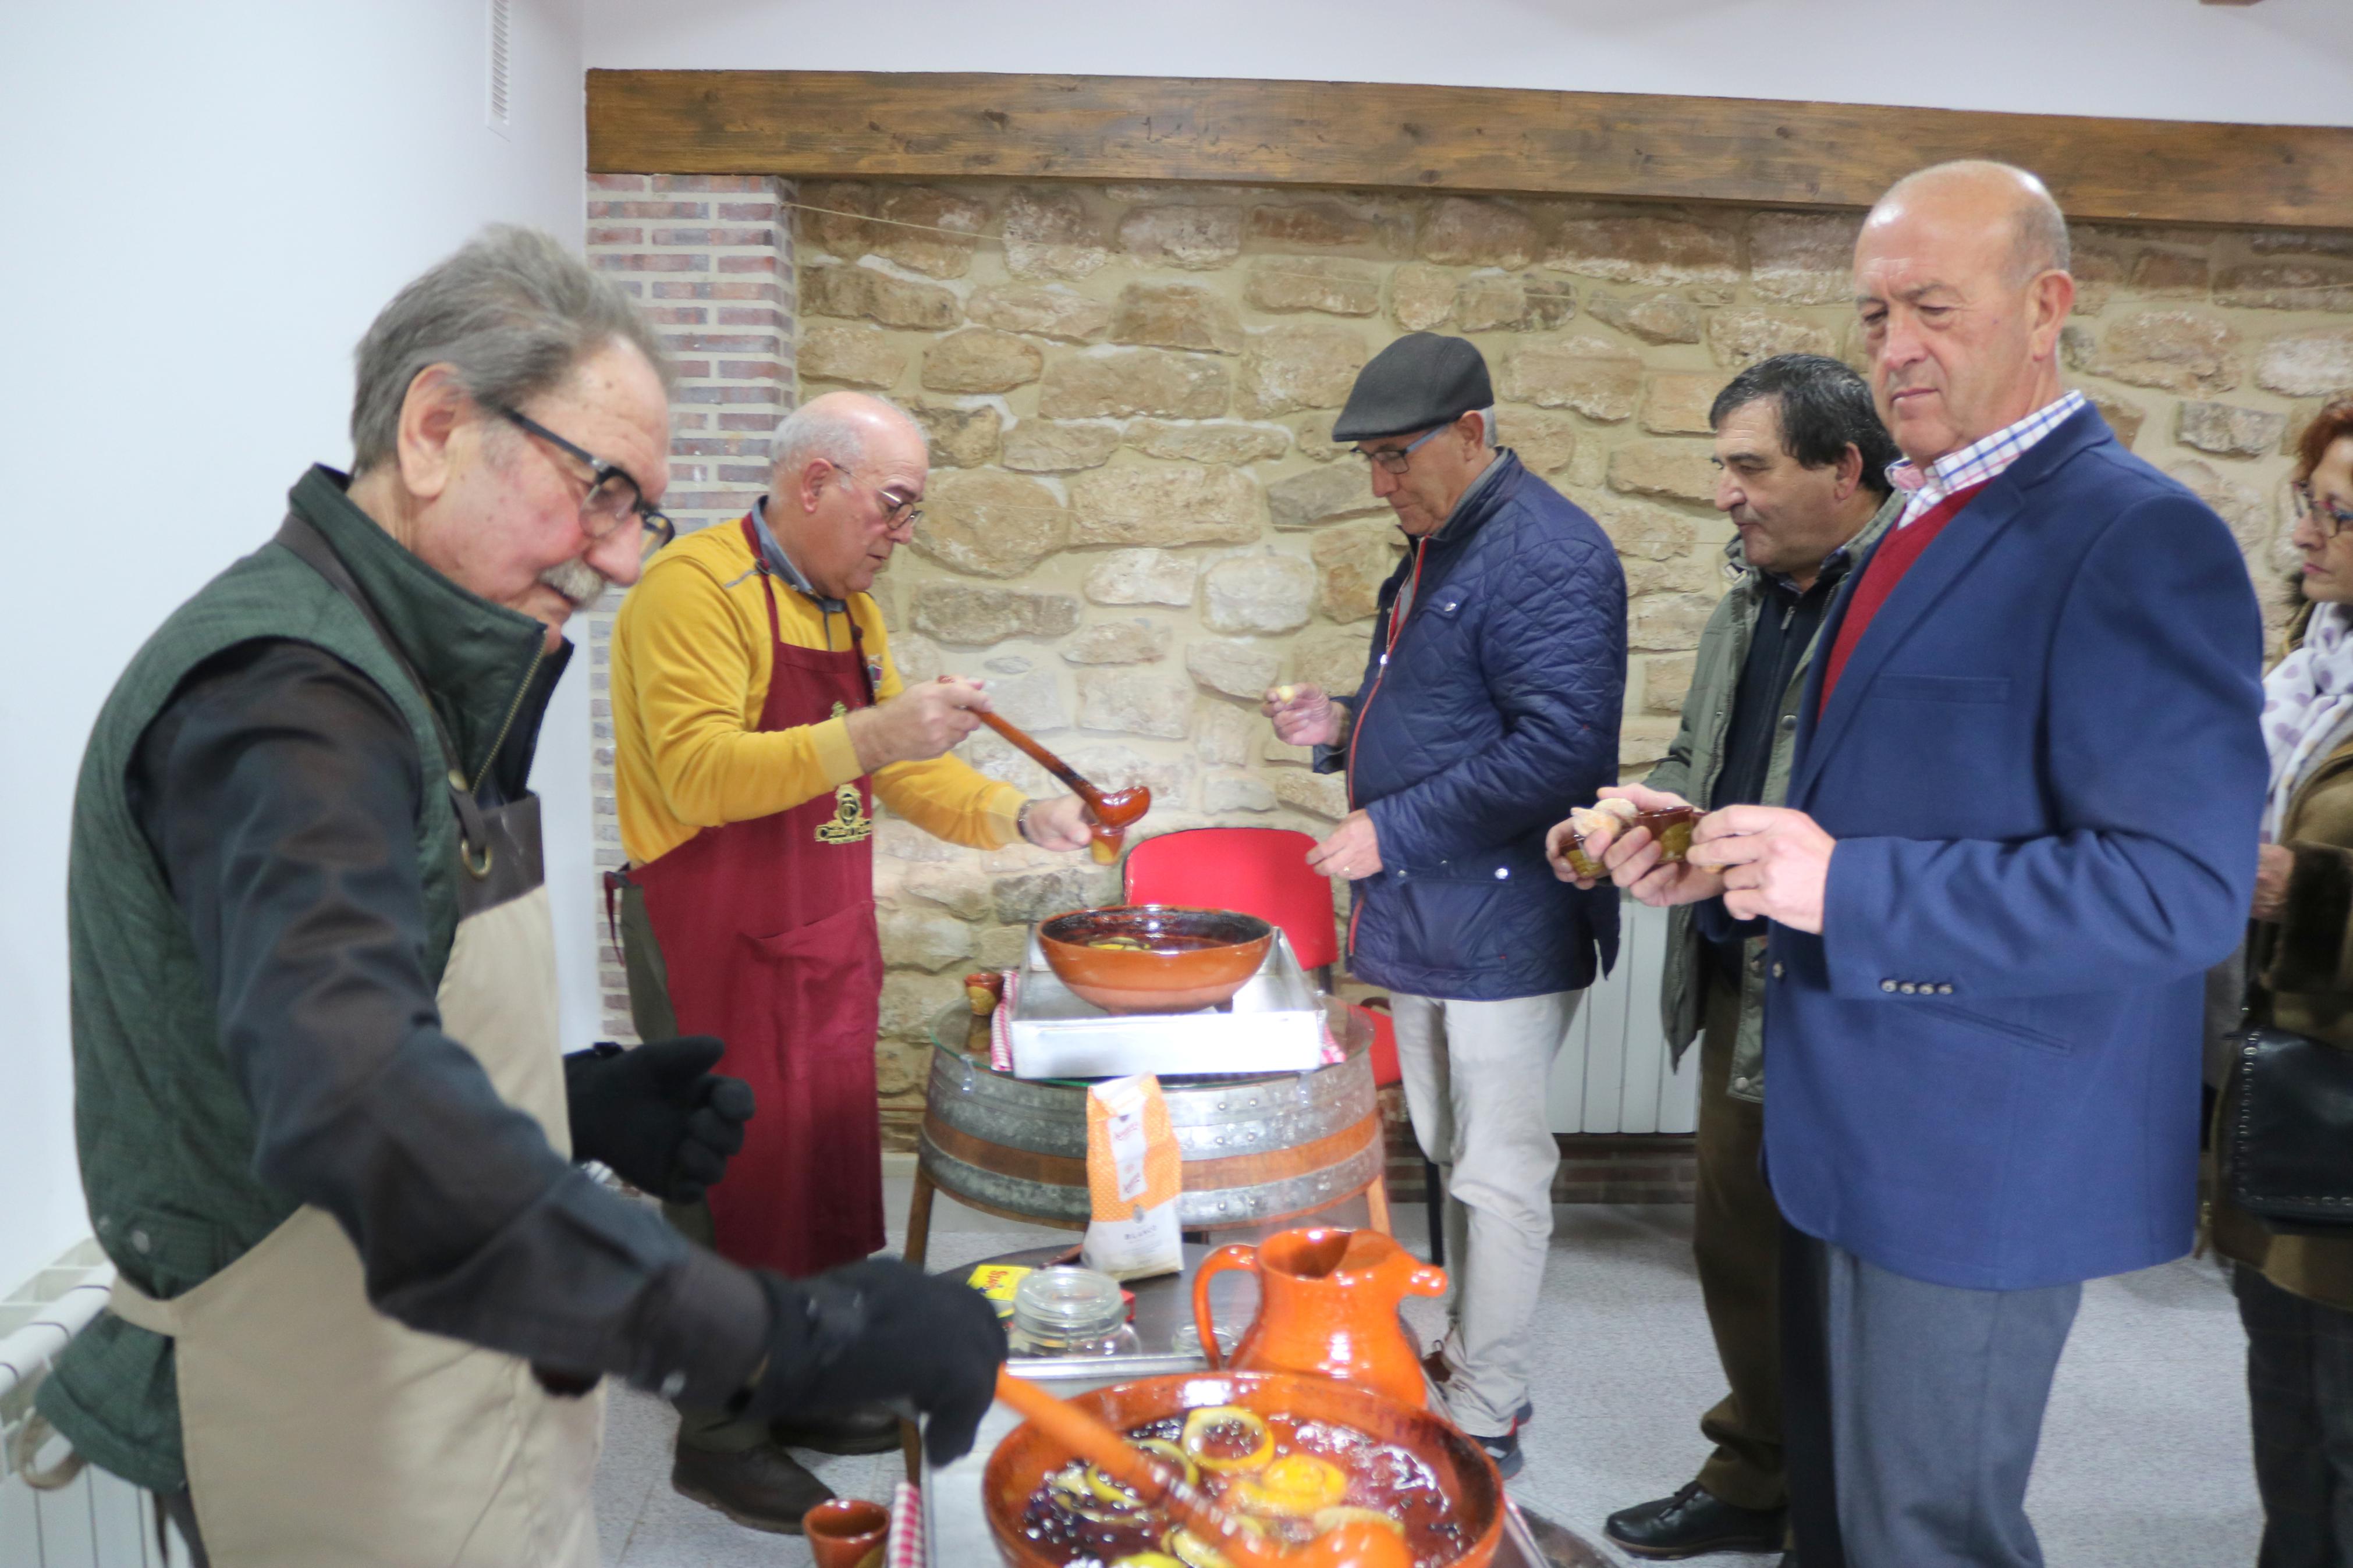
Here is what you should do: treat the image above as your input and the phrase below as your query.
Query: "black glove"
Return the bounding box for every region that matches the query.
[563,1037,755,1204]
[740,1258,1006,1466]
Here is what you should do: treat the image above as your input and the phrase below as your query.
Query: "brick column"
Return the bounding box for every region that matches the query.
[584,173,797,1040]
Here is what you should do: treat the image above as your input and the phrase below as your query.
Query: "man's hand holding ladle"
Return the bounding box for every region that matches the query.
[846,675,992,770]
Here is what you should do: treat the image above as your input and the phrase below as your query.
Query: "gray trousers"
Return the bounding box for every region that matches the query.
[1781,1222,2081,1568]
[1387,989,1582,1437]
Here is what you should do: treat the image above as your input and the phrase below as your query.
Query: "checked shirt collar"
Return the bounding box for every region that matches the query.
[1884,389,2087,529]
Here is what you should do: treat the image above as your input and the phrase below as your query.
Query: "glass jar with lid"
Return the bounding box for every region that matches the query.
[1006,1267,1141,1358]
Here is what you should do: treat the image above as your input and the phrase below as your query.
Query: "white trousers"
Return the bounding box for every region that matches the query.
[1387,988,1582,1437]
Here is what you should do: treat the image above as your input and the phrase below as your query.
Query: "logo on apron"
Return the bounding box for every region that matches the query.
[817,783,873,845]
[817,700,874,845]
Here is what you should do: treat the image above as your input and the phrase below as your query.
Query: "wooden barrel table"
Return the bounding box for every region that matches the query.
[910,997,1383,1250]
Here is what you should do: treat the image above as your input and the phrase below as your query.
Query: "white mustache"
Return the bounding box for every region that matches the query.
[538,556,611,609]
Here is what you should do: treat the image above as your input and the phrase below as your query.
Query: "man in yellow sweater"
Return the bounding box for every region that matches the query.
[610,391,1092,1528]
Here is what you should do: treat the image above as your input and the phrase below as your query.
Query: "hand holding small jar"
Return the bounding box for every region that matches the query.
[1545,784,1720,907]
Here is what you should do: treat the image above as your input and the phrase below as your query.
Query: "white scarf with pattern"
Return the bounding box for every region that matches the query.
[2261,600,2353,842]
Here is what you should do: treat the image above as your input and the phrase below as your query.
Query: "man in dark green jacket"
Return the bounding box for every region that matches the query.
[40,226,1002,1563]
[1547,355,1897,1567]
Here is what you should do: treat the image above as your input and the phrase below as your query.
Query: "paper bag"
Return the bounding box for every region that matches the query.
[1080,1073,1183,1281]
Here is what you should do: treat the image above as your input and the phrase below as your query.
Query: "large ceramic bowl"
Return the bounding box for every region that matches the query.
[1036,905,1275,1014]
[984,1369,1503,1568]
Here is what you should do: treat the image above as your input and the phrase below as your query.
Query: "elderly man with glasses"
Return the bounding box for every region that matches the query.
[607,389,1096,1527]
[41,230,1007,1566]
[1262,333,1627,1477]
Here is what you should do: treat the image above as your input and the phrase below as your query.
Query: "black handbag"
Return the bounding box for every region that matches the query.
[2227,1026,2353,1232]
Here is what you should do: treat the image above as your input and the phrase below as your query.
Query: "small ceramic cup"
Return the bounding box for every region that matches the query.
[803,1497,892,1568]
[1560,835,1607,880]
[1632,806,1699,864]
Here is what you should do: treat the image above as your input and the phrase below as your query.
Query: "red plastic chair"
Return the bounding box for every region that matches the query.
[1123,828,1339,983]
[1125,828,1442,1264]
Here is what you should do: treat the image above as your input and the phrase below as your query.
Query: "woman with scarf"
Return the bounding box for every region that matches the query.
[2214,396,2353,1568]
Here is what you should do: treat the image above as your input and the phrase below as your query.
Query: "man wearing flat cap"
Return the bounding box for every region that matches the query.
[1264,333,1626,1475]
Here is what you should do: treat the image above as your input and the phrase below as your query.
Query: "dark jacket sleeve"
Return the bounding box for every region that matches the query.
[1366,523,1626,867]
[2261,841,2353,996]
[129,639,766,1406]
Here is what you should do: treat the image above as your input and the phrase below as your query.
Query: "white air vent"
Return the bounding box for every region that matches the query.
[485,0,513,137]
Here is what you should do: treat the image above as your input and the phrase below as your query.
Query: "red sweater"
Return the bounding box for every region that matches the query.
[1818,482,1989,713]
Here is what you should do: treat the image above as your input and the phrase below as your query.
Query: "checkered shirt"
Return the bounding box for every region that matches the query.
[1885,390,2089,528]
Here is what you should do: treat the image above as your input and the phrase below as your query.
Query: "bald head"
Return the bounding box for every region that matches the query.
[775,390,925,481]
[1870,161,2070,286]
[766,390,929,598]
[1852,161,2077,465]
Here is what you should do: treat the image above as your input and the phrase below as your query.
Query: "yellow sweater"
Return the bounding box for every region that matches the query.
[611,517,1023,866]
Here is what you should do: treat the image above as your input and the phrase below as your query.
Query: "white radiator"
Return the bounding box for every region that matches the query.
[0,1249,181,1568]
[1546,898,1698,1136]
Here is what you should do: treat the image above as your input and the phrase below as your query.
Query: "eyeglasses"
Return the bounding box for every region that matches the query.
[2293,480,2353,539]
[1354,424,1448,475]
[831,463,924,534]
[499,407,676,560]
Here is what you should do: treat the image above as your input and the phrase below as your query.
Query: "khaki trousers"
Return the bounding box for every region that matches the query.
[1691,972,1787,1512]
[1387,988,1582,1438]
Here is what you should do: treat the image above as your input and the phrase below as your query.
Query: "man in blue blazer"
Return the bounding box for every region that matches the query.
[1593,162,2265,1567]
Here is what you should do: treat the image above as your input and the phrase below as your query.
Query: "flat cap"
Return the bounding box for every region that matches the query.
[1330,332,1495,443]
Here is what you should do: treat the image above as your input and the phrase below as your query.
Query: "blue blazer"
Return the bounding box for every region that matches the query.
[1761,403,2267,1291]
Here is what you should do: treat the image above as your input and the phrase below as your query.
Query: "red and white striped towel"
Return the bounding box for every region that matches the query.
[988,969,1018,1072]
[885,1478,923,1568]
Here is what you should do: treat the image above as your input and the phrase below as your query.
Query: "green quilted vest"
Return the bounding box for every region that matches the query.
[38,466,553,1491]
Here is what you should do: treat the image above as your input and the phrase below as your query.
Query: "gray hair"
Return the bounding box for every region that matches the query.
[349,225,670,474]
[771,393,919,482]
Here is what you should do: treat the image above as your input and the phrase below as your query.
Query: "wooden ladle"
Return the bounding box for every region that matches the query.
[962,692,1151,859]
[992,1368,1412,1568]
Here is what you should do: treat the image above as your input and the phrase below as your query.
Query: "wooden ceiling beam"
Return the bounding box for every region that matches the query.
[587,70,2352,232]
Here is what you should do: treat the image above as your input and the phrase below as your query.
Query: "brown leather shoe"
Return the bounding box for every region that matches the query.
[671,1439,835,1534]
[770,1401,902,1456]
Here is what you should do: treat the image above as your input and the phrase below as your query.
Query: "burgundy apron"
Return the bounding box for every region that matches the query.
[630,517,886,1277]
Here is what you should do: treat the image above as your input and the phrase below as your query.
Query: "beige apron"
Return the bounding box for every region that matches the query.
[101,518,605,1563]
[109,795,602,1567]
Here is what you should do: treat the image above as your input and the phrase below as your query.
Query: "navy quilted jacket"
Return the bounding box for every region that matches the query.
[1319,451,1625,1000]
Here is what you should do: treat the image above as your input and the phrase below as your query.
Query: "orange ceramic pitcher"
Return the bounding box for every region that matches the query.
[1190,1227,1448,1409]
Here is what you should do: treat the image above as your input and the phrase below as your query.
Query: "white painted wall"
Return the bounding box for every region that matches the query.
[584,0,2353,129]
[0,0,596,1297]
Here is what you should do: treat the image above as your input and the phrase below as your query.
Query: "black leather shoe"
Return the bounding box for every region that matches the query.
[1603,1483,1787,1559]
[771,1400,902,1455]
[671,1439,835,1534]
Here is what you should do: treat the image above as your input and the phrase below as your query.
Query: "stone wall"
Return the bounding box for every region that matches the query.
[771,180,2351,1147]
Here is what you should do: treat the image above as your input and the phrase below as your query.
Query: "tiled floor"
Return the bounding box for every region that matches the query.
[594,1179,2263,1567]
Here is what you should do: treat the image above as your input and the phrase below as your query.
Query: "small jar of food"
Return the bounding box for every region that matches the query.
[1007,1267,1142,1359]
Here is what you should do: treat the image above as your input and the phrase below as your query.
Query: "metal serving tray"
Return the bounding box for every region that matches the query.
[1005,927,1328,1080]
